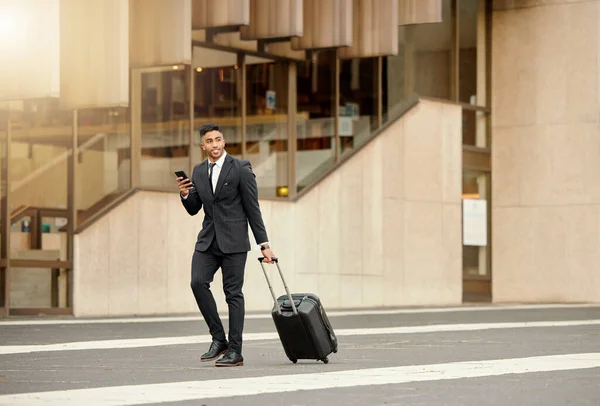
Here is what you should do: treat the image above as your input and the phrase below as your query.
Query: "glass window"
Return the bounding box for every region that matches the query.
[140,65,191,189]
[193,47,242,164]
[384,0,453,121]
[296,50,336,193]
[405,0,454,100]
[459,0,489,148]
[339,57,378,156]
[6,99,71,308]
[246,58,289,198]
[76,106,130,226]
[8,99,70,235]
[459,0,480,105]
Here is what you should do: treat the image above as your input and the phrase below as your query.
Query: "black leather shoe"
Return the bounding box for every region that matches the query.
[201,340,228,362]
[215,350,244,367]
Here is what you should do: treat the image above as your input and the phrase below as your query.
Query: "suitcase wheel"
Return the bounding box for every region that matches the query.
[290,358,297,364]
[322,357,329,364]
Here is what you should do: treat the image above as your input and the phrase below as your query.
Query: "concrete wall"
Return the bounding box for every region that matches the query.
[73,99,463,317]
[491,0,600,302]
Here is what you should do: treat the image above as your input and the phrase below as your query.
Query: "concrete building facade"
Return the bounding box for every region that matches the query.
[0,0,598,317]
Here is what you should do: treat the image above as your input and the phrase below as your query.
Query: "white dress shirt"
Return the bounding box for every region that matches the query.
[208,150,227,193]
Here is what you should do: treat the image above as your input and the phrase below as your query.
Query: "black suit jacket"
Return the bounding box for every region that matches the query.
[181,153,269,253]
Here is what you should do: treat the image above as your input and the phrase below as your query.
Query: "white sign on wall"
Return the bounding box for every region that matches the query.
[462,199,487,246]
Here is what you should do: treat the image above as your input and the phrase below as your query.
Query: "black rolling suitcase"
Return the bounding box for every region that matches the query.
[258,257,338,364]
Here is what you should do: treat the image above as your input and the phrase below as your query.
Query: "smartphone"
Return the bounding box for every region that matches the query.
[174,170,188,180]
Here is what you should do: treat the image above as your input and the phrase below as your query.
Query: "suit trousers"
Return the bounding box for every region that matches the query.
[191,236,248,353]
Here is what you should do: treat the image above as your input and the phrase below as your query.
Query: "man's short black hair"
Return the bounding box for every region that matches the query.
[199,123,222,138]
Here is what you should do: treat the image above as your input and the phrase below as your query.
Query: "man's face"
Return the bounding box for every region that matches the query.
[201,130,226,161]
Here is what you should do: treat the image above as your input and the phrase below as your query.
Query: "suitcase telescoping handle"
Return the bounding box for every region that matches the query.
[258,257,298,315]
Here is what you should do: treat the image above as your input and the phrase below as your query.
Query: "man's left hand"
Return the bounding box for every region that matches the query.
[261,248,275,264]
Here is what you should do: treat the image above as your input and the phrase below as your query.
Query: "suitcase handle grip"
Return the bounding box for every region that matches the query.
[258,257,297,315]
[258,256,278,263]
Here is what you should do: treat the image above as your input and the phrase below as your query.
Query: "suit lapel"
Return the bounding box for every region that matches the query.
[214,154,233,197]
[198,160,212,198]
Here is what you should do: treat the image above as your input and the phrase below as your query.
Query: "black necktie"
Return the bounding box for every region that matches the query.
[208,162,216,193]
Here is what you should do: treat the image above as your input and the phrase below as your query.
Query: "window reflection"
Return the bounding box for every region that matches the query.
[193,47,242,163]
[339,57,378,155]
[246,58,288,198]
[76,106,130,225]
[384,0,453,121]
[296,51,336,192]
[140,65,191,189]
[6,99,70,268]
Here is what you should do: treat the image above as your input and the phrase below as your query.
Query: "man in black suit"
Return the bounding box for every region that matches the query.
[177,123,275,367]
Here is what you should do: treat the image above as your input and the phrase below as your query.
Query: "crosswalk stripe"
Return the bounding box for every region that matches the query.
[1,352,599,405]
[1,304,597,326]
[2,319,599,356]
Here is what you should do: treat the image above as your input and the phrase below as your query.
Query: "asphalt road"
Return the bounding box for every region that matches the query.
[0,304,599,405]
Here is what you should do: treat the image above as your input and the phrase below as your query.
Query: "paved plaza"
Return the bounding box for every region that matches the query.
[0,304,599,405]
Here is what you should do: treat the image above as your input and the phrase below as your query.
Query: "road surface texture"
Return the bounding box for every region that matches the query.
[1,304,599,405]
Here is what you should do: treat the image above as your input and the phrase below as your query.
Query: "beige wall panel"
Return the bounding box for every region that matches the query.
[108,197,139,316]
[441,104,462,203]
[491,8,537,128]
[402,202,443,304]
[166,195,199,313]
[492,207,538,301]
[60,0,128,109]
[381,118,404,199]
[73,222,110,317]
[318,274,342,307]
[491,127,520,208]
[492,1,600,304]
[240,0,303,40]
[130,0,192,68]
[339,0,399,58]
[293,186,320,274]
[564,1,598,123]
[515,123,600,207]
[441,203,462,302]
[0,0,60,101]
[339,275,363,308]
[493,1,599,127]
[362,275,384,307]
[338,152,364,277]
[565,205,600,302]
[318,171,342,275]
[403,102,443,202]
[291,0,353,50]
[192,0,250,29]
[361,142,384,276]
[398,0,442,25]
[137,193,169,314]
[382,198,404,306]
[533,4,569,125]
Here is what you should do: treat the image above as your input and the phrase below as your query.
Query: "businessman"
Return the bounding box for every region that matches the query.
[177,123,275,367]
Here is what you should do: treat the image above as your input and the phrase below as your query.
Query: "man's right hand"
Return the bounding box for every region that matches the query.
[177,176,193,197]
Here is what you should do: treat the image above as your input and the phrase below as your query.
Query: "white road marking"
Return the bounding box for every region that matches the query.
[1,303,598,326]
[1,319,599,356]
[1,352,599,405]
